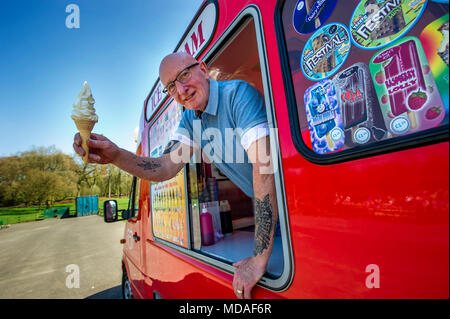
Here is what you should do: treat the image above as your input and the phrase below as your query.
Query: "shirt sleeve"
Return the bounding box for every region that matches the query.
[230,81,269,150]
[171,110,200,149]
[240,122,270,151]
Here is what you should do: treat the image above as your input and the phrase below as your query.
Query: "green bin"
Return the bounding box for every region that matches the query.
[43,207,70,219]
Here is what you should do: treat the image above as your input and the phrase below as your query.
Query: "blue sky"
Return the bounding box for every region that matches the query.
[0,0,203,157]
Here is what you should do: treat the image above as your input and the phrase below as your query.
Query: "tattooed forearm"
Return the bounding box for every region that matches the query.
[253,194,273,257]
[163,140,181,155]
[137,159,162,172]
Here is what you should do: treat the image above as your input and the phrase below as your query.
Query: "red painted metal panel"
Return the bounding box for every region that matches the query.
[121,0,449,299]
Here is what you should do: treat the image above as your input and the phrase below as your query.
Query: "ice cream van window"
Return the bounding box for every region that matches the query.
[194,16,285,280]
[277,0,449,160]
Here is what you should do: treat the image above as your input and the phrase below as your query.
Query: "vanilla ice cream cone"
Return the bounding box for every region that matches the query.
[74,118,96,164]
[71,81,98,165]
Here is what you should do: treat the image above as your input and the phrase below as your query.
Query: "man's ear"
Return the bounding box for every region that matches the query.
[199,61,210,78]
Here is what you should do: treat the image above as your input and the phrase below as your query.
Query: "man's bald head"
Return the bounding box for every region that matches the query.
[159,52,197,80]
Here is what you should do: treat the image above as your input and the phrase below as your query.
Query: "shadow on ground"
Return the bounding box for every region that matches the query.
[85,286,122,299]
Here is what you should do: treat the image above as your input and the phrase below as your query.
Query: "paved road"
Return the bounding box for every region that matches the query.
[0,215,126,299]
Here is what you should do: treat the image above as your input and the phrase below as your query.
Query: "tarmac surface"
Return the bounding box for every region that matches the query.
[0,215,125,299]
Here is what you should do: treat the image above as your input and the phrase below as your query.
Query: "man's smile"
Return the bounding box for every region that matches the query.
[184,91,196,102]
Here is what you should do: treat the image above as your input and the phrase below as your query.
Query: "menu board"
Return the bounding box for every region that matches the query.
[149,100,188,247]
[282,0,449,154]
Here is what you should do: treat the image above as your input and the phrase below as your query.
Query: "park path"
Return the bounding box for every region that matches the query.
[0,215,125,299]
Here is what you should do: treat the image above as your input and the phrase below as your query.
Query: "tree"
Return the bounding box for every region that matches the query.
[0,155,25,206]
[0,145,135,207]
[0,146,78,207]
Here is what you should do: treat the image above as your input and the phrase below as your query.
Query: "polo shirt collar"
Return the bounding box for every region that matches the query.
[203,78,219,116]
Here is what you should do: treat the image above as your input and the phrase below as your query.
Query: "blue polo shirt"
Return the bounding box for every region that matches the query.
[173,79,269,198]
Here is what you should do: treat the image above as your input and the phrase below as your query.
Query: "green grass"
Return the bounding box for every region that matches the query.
[0,206,44,224]
[0,196,131,225]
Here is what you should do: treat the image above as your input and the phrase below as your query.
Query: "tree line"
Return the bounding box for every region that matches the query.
[0,146,133,208]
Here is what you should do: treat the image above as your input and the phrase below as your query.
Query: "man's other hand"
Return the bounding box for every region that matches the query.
[232,256,267,299]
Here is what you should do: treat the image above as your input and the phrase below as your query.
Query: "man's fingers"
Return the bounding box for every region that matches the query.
[88,152,102,163]
[88,138,109,149]
[73,142,85,156]
[234,285,244,299]
[232,274,241,299]
[243,285,251,299]
[74,133,82,145]
[90,133,106,141]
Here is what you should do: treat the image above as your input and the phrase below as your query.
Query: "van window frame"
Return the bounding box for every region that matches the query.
[147,5,294,292]
[128,176,138,219]
[273,0,449,165]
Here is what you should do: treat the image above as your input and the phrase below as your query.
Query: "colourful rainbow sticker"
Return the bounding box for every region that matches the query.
[419,14,449,119]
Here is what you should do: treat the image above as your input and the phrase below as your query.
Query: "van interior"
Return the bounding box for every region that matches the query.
[184,17,284,278]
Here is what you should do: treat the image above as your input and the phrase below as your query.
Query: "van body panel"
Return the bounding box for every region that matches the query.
[280,143,449,298]
[119,0,449,298]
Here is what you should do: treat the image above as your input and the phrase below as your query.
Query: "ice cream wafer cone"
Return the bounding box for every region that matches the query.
[74,118,96,165]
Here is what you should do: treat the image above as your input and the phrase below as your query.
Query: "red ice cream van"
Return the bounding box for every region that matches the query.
[103,0,449,299]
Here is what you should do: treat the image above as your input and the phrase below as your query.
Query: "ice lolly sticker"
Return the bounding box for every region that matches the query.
[333,63,387,147]
[293,0,338,34]
[350,0,428,50]
[301,23,351,81]
[369,36,446,137]
[419,14,449,121]
[304,80,345,153]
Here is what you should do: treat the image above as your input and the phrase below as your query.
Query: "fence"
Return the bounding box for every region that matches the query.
[75,195,99,216]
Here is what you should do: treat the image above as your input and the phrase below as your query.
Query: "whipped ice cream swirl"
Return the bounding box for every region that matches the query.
[71,81,98,121]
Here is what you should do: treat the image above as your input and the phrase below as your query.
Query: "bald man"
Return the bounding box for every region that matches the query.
[73,52,278,299]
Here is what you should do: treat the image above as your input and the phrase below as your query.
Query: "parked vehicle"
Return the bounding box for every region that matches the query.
[104,0,449,299]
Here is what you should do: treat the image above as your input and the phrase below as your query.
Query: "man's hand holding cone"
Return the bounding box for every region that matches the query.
[73,133,120,165]
[74,119,96,165]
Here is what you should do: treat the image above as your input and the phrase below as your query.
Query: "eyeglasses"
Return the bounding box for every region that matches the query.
[163,63,199,95]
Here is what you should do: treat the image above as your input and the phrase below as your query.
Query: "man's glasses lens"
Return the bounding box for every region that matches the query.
[165,84,176,94]
[178,70,190,82]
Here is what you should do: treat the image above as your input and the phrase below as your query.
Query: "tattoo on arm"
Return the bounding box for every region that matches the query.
[163,140,181,155]
[253,194,273,257]
[137,159,162,172]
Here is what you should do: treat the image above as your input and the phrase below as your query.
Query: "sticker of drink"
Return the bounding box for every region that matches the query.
[304,79,345,154]
[333,62,387,147]
[369,36,446,137]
